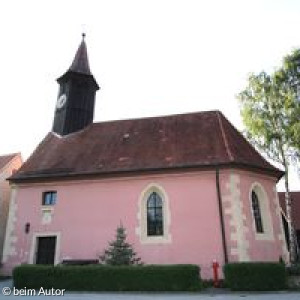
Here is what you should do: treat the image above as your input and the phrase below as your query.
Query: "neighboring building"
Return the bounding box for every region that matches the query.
[278,191,300,253]
[0,153,22,261]
[2,36,289,278]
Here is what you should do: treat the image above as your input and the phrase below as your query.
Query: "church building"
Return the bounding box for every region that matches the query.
[3,36,289,278]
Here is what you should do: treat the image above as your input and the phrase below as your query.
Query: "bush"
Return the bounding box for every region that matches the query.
[287,264,300,276]
[13,264,201,291]
[224,262,287,291]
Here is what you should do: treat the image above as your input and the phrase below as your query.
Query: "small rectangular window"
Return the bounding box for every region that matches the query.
[42,191,57,206]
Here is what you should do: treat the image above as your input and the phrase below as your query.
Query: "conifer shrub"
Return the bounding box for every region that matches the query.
[224,262,287,291]
[13,264,201,291]
[100,224,142,265]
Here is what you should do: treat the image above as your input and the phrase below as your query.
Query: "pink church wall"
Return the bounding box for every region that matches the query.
[220,170,287,263]
[3,171,225,279]
[3,169,287,279]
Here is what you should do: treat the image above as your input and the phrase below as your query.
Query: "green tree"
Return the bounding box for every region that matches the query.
[238,69,299,263]
[100,224,142,265]
[276,49,300,157]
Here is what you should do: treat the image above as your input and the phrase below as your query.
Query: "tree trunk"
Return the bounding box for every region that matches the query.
[284,166,297,263]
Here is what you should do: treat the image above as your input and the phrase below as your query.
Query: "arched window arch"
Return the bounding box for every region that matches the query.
[136,183,171,244]
[251,190,264,233]
[249,183,274,241]
[147,192,163,236]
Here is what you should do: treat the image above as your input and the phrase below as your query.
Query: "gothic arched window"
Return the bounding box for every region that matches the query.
[251,190,264,233]
[147,192,163,236]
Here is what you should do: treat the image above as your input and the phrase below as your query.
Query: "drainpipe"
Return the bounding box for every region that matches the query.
[216,167,228,264]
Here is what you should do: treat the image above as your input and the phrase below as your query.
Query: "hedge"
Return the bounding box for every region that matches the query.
[287,264,300,276]
[223,262,287,291]
[13,264,201,291]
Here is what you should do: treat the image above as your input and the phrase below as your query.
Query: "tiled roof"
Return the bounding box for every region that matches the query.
[278,192,300,230]
[0,153,19,171]
[10,110,283,182]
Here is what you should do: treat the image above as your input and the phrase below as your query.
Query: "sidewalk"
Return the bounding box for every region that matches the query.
[0,279,298,299]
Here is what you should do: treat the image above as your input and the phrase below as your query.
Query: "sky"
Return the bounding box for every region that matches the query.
[0,0,299,190]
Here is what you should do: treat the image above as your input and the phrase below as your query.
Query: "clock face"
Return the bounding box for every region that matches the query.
[56,94,67,109]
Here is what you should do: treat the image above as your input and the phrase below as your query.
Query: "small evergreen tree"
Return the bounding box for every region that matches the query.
[100,224,142,265]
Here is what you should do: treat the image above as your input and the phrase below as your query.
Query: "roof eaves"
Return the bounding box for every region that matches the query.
[9,161,284,184]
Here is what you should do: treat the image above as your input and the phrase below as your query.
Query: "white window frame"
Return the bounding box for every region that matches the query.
[136,183,171,244]
[249,183,274,241]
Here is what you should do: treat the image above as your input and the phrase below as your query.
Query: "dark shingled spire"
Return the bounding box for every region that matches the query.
[69,33,91,75]
[53,34,99,136]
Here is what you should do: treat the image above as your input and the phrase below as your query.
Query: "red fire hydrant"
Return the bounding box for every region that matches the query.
[212,260,220,287]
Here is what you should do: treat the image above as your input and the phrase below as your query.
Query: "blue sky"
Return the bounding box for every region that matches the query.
[0,0,299,189]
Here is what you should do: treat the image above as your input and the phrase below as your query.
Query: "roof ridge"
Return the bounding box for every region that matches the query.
[93,110,220,126]
[216,111,234,162]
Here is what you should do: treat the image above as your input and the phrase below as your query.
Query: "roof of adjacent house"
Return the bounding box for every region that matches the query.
[278,192,300,230]
[10,110,283,183]
[0,153,20,172]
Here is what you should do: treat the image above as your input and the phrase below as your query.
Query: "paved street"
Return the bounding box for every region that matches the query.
[0,280,299,299]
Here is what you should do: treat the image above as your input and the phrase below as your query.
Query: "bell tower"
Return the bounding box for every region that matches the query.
[52,34,100,136]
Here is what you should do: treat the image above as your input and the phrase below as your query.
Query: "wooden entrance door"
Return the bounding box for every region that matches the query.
[36,236,56,265]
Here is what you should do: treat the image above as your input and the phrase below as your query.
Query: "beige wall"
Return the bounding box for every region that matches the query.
[0,154,22,261]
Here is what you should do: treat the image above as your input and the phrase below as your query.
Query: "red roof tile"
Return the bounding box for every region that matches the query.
[278,192,300,230]
[11,110,283,182]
